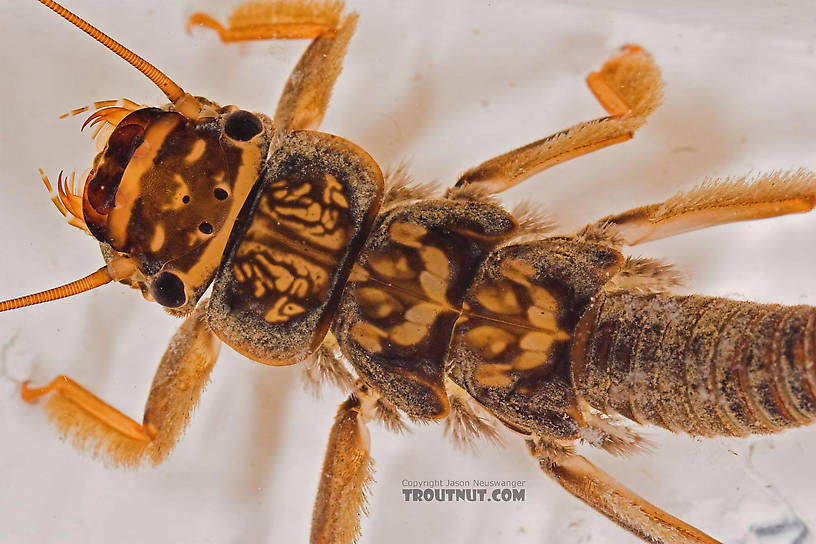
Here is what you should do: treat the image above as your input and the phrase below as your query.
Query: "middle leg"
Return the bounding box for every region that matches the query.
[455,45,663,194]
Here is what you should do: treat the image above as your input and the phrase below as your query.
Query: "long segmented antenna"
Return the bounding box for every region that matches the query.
[35,0,202,118]
[0,257,137,313]
[0,268,111,312]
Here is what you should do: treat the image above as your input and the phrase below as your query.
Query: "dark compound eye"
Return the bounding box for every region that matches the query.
[213,188,229,200]
[224,110,262,141]
[198,222,214,235]
[151,271,186,308]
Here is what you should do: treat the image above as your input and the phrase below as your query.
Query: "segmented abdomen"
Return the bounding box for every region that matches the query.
[572,292,816,436]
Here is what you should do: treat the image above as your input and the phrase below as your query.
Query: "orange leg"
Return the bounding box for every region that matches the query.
[22,376,153,442]
[188,0,357,132]
[22,303,220,466]
[311,384,377,544]
[187,0,345,42]
[529,437,722,544]
[594,169,816,246]
[455,45,663,194]
[586,44,646,117]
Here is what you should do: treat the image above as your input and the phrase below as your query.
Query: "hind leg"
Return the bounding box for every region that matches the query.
[591,170,816,245]
[528,436,722,544]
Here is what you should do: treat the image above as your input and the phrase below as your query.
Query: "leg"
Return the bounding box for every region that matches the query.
[528,436,722,544]
[593,169,816,245]
[21,302,220,466]
[274,12,357,132]
[456,45,663,194]
[189,0,357,132]
[188,0,344,42]
[311,383,376,544]
[301,332,356,394]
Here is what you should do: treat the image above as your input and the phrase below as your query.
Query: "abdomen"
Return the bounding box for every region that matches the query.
[572,292,816,437]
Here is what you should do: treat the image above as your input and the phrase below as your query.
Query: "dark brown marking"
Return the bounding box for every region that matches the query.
[449,239,623,436]
[210,130,384,365]
[336,198,520,419]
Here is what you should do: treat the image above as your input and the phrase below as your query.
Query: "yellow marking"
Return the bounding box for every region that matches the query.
[351,321,388,353]
[527,285,561,330]
[356,287,403,319]
[302,222,346,248]
[285,183,312,201]
[404,302,440,325]
[71,106,90,116]
[528,306,559,331]
[264,296,306,322]
[274,201,322,222]
[389,301,444,346]
[331,191,349,208]
[291,278,310,298]
[519,330,566,352]
[322,173,349,208]
[349,264,370,282]
[321,207,339,230]
[184,139,207,163]
[390,322,428,346]
[474,283,521,314]
[465,326,515,359]
[501,258,536,287]
[150,223,166,253]
[389,221,427,248]
[94,99,119,108]
[169,129,277,300]
[368,252,415,279]
[512,350,550,370]
[419,245,449,279]
[272,268,294,292]
[256,195,349,251]
[250,263,267,297]
[233,263,246,282]
[474,363,514,388]
[240,249,331,310]
[251,254,296,295]
[108,115,182,245]
[419,271,448,304]
[283,302,305,316]
[156,174,192,212]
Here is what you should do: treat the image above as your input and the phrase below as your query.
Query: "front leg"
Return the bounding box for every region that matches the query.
[21,302,220,466]
[189,0,357,132]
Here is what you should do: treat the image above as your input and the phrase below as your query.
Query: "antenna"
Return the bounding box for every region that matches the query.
[36,0,202,118]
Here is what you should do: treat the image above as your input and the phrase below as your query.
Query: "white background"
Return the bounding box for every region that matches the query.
[1,1,816,543]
